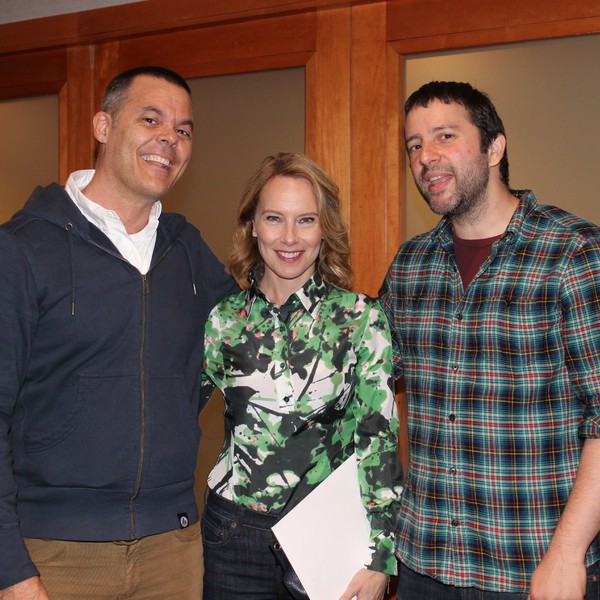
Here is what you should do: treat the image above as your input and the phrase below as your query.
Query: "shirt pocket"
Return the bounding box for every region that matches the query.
[491,292,562,374]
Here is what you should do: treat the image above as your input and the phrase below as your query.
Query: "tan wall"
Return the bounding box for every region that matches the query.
[404,33,600,239]
[0,95,58,221]
[164,68,305,262]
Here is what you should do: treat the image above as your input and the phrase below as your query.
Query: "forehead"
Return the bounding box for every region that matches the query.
[122,75,193,114]
[258,176,317,209]
[405,99,473,138]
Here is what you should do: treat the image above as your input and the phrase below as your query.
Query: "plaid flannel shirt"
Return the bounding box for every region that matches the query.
[380,190,600,591]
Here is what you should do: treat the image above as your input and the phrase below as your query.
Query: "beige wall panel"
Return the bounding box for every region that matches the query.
[0,95,59,220]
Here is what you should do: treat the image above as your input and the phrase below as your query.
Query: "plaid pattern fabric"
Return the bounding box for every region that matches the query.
[380,190,600,591]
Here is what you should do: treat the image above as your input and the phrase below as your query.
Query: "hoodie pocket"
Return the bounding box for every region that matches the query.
[22,373,140,488]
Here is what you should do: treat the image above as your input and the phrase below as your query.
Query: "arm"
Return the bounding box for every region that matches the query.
[529,240,600,600]
[529,437,600,600]
[0,231,40,591]
[378,269,403,381]
[340,300,403,600]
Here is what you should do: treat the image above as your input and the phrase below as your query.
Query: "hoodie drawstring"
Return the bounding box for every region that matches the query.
[176,238,198,296]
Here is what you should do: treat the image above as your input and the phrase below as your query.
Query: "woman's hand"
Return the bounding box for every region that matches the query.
[339,568,389,600]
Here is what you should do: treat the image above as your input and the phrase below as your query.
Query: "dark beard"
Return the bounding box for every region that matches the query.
[418,154,490,220]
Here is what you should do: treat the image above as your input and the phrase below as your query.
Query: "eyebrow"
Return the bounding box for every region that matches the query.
[405,123,459,144]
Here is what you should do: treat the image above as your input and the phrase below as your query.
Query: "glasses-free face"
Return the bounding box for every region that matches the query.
[405,99,492,220]
[93,75,194,208]
[252,175,323,304]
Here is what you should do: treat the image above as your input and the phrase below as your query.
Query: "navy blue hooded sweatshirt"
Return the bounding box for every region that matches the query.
[0,183,237,588]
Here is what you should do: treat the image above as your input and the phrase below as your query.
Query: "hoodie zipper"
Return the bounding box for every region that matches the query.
[82,236,189,539]
[129,272,149,538]
[128,245,173,539]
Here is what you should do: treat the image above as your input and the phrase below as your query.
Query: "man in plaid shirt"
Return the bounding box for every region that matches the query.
[380,81,600,599]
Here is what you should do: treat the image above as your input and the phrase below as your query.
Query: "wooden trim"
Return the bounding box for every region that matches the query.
[60,46,96,182]
[385,43,402,266]
[0,0,379,56]
[311,7,352,227]
[387,0,600,44]
[349,2,387,295]
[0,48,66,99]
[110,11,317,78]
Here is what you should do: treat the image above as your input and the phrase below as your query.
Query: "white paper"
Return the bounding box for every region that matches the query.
[272,454,371,600]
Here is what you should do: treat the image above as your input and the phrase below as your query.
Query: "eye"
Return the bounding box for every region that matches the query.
[177,128,192,139]
[407,143,421,154]
[299,216,316,224]
[143,117,158,125]
[265,215,281,223]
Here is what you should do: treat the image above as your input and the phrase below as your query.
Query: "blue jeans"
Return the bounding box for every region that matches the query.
[202,490,295,600]
[397,561,600,600]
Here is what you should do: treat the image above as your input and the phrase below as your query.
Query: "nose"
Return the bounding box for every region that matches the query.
[418,140,439,167]
[281,222,298,245]
[158,126,178,146]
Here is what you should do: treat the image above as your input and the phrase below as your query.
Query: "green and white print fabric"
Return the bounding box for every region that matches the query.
[202,274,402,573]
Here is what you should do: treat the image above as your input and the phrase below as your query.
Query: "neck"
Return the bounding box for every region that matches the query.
[452,185,518,240]
[82,178,154,234]
[258,273,313,307]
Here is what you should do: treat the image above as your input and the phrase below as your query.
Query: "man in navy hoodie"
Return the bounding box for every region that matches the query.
[0,66,236,599]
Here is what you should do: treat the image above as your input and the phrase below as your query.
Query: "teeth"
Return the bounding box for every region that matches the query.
[142,154,171,168]
[279,251,301,259]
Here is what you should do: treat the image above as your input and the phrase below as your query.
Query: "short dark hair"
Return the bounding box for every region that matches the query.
[405,81,509,186]
[101,66,191,117]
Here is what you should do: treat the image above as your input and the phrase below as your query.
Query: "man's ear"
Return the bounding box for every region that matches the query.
[487,133,506,169]
[92,111,112,144]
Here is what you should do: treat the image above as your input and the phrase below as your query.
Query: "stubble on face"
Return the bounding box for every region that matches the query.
[417,149,490,222]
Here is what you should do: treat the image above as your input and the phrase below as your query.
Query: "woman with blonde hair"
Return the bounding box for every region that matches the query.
[201,153,402,600]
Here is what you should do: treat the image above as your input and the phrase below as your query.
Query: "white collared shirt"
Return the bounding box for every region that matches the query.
[65,170,161,275]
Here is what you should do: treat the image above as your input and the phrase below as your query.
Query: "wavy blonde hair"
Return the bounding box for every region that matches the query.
[228,153,352,290]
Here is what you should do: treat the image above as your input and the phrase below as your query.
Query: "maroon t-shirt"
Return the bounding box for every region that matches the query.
[453,233,502,288]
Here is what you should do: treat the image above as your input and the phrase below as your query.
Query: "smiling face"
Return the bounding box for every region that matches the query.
[405,99,492,219]
[92,74,194,208]
[252,175,323,304]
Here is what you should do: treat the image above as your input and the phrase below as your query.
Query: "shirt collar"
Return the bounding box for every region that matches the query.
[432,189,536,247]
[65,169,162,233]
[243,272,330,319]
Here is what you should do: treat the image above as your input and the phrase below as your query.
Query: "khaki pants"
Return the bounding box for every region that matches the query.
[25,522,203,599]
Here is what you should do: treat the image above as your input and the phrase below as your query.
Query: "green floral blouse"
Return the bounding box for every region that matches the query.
[202,274,403,574]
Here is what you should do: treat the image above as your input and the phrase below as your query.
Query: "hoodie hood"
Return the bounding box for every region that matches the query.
[12,183,189,255]
[5,183,197,315]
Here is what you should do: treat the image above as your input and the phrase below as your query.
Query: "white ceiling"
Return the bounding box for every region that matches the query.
[0,0,144,25]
